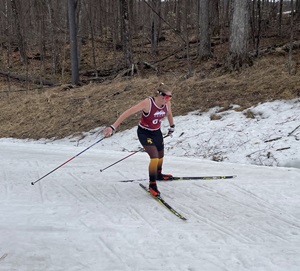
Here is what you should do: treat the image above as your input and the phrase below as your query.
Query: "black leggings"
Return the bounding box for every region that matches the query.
[137,126,164,181]
[137,126,164,159]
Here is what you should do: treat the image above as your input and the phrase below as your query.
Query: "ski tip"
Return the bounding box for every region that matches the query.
[31,182,34,185]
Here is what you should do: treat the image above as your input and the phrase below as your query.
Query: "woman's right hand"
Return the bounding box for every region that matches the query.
[103,125,115,137]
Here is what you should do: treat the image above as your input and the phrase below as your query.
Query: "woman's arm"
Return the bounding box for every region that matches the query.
[166,101,174,126]
[104,98,150,137]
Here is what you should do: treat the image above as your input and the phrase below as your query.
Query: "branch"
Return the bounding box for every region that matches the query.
[288,124,300,136]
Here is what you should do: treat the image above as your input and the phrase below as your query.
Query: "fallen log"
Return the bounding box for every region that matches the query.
[0,70,57,86]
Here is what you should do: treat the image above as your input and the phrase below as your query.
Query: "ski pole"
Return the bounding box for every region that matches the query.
[99,134,170,172]
[31,137,105,185]
[100,148,143,172]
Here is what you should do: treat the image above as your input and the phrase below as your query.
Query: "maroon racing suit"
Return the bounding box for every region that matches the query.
[139,97,168,131]
[137,97,169,185]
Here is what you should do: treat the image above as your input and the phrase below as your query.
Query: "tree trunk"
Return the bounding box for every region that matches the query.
[278,0,283,36]
[199,0,212,60]
[46,0,59,75]
[10,0,27,64]
[184,0,192,77]
[288,0,295,75]
[120,0,134,68]
[68,0,80,84]
[227,0,252,71]
[151,0,161,55]
[175,0,182,32]
[255,0,262,57]
[210,0,220,36]
[296,0,300,19]
[82,0,97,77]
[251,0,257,47]
[220,0,230,42]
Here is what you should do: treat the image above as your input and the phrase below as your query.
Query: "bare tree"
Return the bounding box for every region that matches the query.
[151,0,161,55]
[198,0,212,60]
[278,0,283,35]
[120,0,134,69]
[68,0,80,84]
[10,0,27,64]
[82,0,97,77]
[2,0,300,85]
[219,0,230,42]
[184,0,192,77]
[288,0,295,75]
[255,0,262,57]
[210,0,220,36]
[45,0,63,76]
[227,0,252,71]
[296,0,300,19]
[175,0,182,32]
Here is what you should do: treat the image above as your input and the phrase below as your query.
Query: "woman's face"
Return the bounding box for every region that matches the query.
[158,91,172,103]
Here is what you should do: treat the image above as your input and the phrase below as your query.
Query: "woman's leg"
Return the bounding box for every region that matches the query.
[143,145,159,182]
[137,127,161,196]
[157,150,164,176]
[143,145,161,196]
[156,145,173,180]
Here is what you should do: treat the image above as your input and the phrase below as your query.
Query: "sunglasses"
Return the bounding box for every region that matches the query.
[158,91,172,101]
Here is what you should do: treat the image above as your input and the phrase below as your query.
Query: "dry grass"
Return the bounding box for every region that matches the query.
[0,35,300,139]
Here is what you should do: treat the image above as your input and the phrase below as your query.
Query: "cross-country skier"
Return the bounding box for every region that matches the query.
[104,83,175,196]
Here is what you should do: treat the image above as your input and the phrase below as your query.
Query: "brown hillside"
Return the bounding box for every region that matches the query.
[0,29,300,140]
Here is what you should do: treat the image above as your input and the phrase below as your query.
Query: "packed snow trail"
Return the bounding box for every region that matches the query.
[0,141,300,271]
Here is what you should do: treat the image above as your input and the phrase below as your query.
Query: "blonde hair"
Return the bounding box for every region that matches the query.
[155,83,171,96]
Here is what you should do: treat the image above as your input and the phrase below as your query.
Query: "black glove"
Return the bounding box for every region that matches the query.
[168,124,175,136]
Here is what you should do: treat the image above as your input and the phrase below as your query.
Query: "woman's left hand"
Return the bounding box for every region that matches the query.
[168,124,175,135]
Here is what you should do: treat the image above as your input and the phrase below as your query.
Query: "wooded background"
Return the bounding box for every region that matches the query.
[0,0,299,86]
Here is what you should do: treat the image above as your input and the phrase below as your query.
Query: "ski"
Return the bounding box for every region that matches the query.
[168,175,237,181]
[139,183,187,221]
[120,175,237,183]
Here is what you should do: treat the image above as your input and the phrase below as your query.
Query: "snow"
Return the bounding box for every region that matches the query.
[0,99,300,271]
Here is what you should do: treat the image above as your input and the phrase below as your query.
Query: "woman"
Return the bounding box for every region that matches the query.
[104,83,175,197]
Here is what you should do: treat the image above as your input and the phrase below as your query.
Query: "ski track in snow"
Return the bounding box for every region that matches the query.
[0,141,300,271]
[191,183,297,243]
